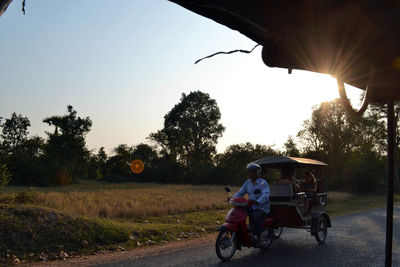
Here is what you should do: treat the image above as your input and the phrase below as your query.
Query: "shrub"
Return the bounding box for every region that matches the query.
[15,188,38,204]
[0,164,11,189]
[35,160,73,186]
[341,151,385,193]
[0,206,130,264]
[54,168,73,185]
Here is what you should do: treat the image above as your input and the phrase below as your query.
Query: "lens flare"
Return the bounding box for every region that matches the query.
[130,159,144,174]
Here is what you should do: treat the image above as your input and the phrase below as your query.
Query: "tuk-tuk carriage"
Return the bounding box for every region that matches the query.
[253,155,332,243]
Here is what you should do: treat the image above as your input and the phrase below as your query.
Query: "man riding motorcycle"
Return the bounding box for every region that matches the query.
[233,163,271,245]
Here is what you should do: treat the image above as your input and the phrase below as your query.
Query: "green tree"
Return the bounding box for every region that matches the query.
[131,143,159,182]
[104,143,160,182]
[104,144,134,181]
[43,105,92,137]
[87,147,109,180]
[298,99,355,156]
[362,103,400,191]
[6,136,45,185]
[1,112,30,153]
[297,99,387,192]
[42,105,92,184]
[87,147,108,180]
[216,142,277,185]
[132,144,158,167]
[368,103,400,146]
[97,146,108,176]
[283,136,300,157]
[149,91,225,183]
[297,99,356,187]
[0,113,46,185]
[351,109,386,154]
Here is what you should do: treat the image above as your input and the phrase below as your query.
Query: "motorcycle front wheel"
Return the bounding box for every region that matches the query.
[216,230,237,261]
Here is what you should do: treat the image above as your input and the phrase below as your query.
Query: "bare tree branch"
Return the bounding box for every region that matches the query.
[194,44,260,64]
[0,0,13,17]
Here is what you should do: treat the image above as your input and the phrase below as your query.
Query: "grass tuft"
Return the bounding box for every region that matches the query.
[0,205,130,265]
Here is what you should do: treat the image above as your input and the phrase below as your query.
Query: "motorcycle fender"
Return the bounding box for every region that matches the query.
[217,223,239,232]
[311,212,332,233]
[217,225,226,232]
[262,217,275,228]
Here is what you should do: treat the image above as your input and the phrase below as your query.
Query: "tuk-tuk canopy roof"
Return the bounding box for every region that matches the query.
[169,0,400,103]
[254,155,327,167]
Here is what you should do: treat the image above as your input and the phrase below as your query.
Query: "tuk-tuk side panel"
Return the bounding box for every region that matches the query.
[271,205,305,227]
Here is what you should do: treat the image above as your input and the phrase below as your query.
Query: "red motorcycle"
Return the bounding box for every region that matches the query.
[215,186,277,261]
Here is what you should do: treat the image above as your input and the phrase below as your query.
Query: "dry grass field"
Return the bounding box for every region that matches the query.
[2,182,238,219]
[2,181,394,220]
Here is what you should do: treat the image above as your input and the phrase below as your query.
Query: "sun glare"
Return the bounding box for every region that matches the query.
[296,71,364,106]
[214,69,366,153]
[303,73,338,102]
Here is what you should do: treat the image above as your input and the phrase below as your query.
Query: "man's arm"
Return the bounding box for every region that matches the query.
[256,181,270,204]
[311,182,317,192]
[233,180,248,197]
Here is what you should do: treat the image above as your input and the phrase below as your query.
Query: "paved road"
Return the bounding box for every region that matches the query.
[96,207,400,267]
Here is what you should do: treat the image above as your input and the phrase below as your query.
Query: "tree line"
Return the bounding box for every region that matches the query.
[0,91,398,193]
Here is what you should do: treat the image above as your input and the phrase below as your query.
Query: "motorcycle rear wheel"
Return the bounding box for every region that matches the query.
[273,227,283,238]
[259,228,273,251]
[216,230,237,261]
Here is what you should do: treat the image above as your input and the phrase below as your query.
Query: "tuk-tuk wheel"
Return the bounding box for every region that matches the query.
[314,215,328,244]
[272,227,283,238]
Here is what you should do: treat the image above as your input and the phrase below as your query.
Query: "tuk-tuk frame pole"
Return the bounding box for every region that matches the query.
[385,99,395,267]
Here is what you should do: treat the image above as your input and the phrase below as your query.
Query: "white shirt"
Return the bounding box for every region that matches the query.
[233,177,270,214]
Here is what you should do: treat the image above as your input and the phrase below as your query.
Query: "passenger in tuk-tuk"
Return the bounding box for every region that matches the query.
[301,171,317,214]
[278,167,300,193]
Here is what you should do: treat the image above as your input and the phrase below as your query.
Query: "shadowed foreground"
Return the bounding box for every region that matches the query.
[96,206,399,267]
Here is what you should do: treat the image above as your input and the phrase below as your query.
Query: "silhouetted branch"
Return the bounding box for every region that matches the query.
[194,44,260,64]
[0,0,13,17]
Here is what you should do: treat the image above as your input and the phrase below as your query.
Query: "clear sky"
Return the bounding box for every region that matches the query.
[0,0,362,154]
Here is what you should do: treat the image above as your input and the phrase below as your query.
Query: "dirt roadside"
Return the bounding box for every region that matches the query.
[23,233,217,267]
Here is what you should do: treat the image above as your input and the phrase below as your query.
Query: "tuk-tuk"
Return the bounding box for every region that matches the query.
[215,155,332,261]
[253,155,332,243]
